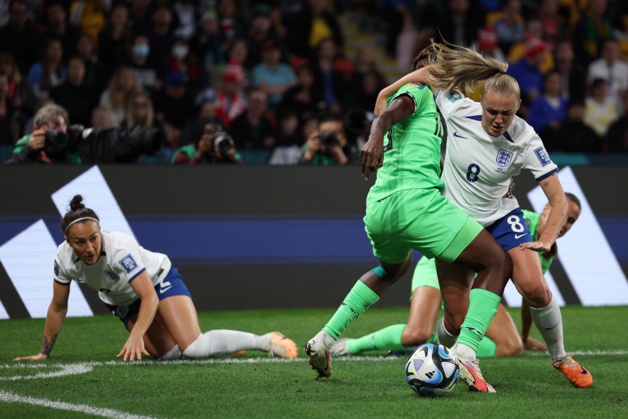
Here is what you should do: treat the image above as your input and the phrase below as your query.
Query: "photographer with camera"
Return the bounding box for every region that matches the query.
[298,111,355,165]
[171,116,243,165]
[6,103,81,164]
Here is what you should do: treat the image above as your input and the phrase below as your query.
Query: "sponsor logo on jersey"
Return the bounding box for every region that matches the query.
[534,146,552,166]
[103,270,120,281]
[119,254,138,273]
[496,148,514,167]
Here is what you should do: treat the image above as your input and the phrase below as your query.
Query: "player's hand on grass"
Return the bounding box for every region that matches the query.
[117,334,149,362]
[13,353,49,362]
[522,336,547,351]
[519,240,552,253]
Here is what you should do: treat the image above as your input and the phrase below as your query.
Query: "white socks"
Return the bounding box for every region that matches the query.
[181,330,267,358]
[529,296,567,361]
[160,345,182,360]
[436,316,457,348]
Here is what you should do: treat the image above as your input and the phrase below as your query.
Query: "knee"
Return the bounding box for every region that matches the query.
[402,325,434,347]
[521,282,552,308]
[497,338,524,357]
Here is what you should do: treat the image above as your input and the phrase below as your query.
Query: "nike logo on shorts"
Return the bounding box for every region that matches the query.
[514,233,528,239]
[159,286,172,294]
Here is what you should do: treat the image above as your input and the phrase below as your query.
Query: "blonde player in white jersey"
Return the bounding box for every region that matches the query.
[14,195,297,362]
[373,42,592,389]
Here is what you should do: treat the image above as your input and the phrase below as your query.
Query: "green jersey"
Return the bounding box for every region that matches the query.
[366,83,445,206]
[522,209,552,273]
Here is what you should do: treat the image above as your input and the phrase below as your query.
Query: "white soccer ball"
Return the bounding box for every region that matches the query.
[404,343,460,397]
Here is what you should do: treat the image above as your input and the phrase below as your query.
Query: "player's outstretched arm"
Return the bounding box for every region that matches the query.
[374,68,430,116]
[117,271,158,362]
[14,281,70,361]
[520,173,567,253]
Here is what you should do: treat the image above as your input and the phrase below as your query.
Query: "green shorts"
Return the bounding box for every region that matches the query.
[364,188,482,264]
[411,256,440,292]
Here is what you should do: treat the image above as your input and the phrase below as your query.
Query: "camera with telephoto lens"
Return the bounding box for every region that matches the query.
[45,124,164,163]
[212,131,234,154]
[319,130,339,147]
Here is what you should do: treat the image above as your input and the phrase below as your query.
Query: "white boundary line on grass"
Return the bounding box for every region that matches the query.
[0,390,155,419]
[1,349,625,418]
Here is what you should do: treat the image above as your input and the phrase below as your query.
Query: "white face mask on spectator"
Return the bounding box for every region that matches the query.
[172,46,188,60]
[133,44,150,58]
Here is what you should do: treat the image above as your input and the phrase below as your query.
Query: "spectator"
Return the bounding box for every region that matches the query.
[97,1,133,72]
[99,65,143,126]
[50,56,97,127]
[0,0,41,75]
[507,36,547,109]
[152,71,195,148]
[90,105,112,128]
[572,0,615,66]
[161,36,202,92]
[285,0,344,59]
[171,115,242,164]
[554,41,586,103]
[127,33,159,93]
[310,37,348,114]
[148,5,177,70]
[0,51,37,126]
[216,0,243,41]
[251,39,297,112]
[75,33,109,93]
[27,38,67,100]
[538,0,567,51]
[492,0,525,55]
[604,91,628,152]
[0,71,18,146]
[180,99,217,146]
[299,111,355,165]
[584,78,619,138]
[6,103,80,164]
[542,100,601,152]
[353,45,387,90]
[279,64,324,126]
[68,0,106,43]
[23,98,54,137]
[527,71,568,134]
[474,25,507,63]
[587,39,628,111]
[42,1,81,60]
[121,91,163,132]
[128,0,155,35]
[213,61,247,125]
[172,0,197,40]
[268,108,305,165]
[243,4,279,71]
[229,88,275,150]
[432,0,485,48]
[193,9,228,74]
[507,18,554,75]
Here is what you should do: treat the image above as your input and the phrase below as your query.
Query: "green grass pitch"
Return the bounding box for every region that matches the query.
[1,305,627,418]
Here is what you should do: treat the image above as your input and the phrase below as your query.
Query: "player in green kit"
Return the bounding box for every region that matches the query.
[330,193,582,359]
[305,77,513,393]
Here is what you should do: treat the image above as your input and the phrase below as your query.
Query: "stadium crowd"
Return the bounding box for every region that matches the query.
[0,0,627,164]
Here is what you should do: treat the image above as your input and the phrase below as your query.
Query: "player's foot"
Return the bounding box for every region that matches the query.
[386,346,418,357]
[331,338,353,356]
[266,332,298,359]
[552,355,593,388]
[305,330,335,378]
[450,345,495,393]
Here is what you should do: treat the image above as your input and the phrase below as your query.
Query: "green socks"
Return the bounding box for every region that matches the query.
[323,280,380,339]
[348,324,406,354]
[476,336,497,358]
[456,288,501,352]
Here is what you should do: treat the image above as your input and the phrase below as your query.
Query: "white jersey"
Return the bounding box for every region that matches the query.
[53,230,172,306]
[435,91,558,227]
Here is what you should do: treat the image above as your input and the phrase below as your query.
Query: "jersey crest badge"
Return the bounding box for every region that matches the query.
[54,260,60,276]
[534,146,552,166]
[119,254,138,273]
[104,270,120,281]
[496,148,514,167]
[444,91,462,103]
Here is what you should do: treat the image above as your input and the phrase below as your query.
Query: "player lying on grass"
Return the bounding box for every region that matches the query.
[332,194,581,359]
[14,195,297,362]
[371,41,591,389]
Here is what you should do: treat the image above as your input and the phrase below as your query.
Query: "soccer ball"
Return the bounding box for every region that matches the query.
[404,343,460,397]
